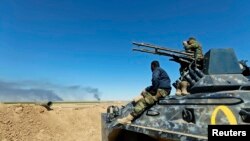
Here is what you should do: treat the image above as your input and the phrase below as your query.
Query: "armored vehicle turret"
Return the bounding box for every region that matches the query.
[101,42,250,141]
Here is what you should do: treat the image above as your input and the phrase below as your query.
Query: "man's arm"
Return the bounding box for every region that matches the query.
[184,41,199,50]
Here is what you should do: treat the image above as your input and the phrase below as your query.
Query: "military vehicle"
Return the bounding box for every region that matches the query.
[101,42,250,141]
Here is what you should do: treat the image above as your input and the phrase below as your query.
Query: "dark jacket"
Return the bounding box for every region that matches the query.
[146,67,171,93]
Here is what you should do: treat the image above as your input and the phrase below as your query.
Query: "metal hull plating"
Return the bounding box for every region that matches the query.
[102,91,250,141]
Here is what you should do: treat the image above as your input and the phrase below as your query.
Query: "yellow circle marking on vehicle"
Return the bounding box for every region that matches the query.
[211,105,237,125]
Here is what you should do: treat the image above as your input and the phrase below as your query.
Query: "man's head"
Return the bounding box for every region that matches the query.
[151,60,160,71]
[187,37,196,44]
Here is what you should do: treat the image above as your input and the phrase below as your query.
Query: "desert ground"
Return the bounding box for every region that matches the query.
[0,102,125,141]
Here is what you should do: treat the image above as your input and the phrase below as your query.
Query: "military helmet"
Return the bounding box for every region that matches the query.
[188,37,196,41]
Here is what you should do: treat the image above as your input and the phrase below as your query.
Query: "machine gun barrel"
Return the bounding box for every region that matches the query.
[133,48,175,56]
[132,48,189,59]
[132,42,195,64]
[132,42,193,56]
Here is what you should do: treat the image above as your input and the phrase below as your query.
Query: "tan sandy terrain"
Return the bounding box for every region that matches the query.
[0,102,125,141]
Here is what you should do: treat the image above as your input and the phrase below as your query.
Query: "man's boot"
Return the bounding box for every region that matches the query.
[180,81,190,95]
[117,114,134,124]
[175,83,182,96]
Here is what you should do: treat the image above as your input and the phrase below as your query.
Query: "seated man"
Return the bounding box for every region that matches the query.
[117,61,171,124]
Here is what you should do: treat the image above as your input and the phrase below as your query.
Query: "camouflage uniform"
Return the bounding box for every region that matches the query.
[176,37,204,96]
[131,89,170,117]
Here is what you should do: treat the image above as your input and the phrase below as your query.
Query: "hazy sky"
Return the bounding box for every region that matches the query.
[0,0,250,100]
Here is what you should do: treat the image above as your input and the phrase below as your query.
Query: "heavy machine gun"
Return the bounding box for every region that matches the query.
[132,42,196,66]
[133,42,204,88]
